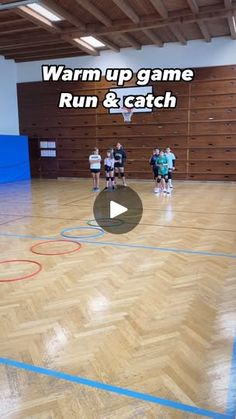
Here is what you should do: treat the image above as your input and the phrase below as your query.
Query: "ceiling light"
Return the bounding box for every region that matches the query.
[73,38,96,52]
[80,36,105,48]
[27,3,63,21]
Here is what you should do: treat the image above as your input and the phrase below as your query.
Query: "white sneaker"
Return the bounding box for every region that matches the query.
[154,188,160,194]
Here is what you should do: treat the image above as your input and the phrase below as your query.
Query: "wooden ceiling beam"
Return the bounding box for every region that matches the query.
[0,26,40,35]
[5,49,78,60]
[16,3,99,57]
[16,5,61,33]
[63,36,99,56]
[149,0,168,19]
[187,0,211,42]
[12,51,83,62]
[41,0,85,30]
[197,20,211,42]
[0,18,25,27]
[186,0,199,14]
[1,1,234,60]
[112,0,140,23]
[95,36,120,52]
[73,0,120,55]
[75,0,112,27]
[1,44,76,56]
[69,7,235,36]
[143,29,163,46]
[227,11,236,39]
[0,10,16,16]
[0,34,59,48]
[169,24,187,45]
[0,40,61,51]
[119,33,142,49]
[14,52,84,62]
[5,50,74,58]
[224,0,232,9]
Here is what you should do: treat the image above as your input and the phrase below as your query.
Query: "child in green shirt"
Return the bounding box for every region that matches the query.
[156,150,170,194]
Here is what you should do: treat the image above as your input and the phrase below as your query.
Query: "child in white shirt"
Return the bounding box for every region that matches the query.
[89,148,101,191]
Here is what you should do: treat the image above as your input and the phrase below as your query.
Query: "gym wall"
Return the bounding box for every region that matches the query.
[0,56,19,136]
[17,64,236,181]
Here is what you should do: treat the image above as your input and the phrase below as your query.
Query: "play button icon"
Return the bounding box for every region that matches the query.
[110,201,128,219]
[93,185,143,235]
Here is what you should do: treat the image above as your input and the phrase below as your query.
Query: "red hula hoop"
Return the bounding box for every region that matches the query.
[30,239,82,256]
[0,259,42,283]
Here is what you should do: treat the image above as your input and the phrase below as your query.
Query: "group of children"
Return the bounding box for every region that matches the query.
[89,142,127,191]
[89,143,176,194]
[149,147,176,194]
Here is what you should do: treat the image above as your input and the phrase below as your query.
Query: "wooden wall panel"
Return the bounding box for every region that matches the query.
[96,124,188,136]
[190,122,236,135]
[97,137,188,149]
[21,127,97,138]
[189,161,236,173]
[152,82,189,96]
[191,80,236,95]
[190,94,236,109]
[97,110,188,124]
[190,108,236,121]
[21,115,97,128]
[17,65,236,181]
[194,66,236,81]
[189,148,236,160]
[58,138,96,149]
[189,135,236,148]
[125,148,187,160]
[188,174,236,180]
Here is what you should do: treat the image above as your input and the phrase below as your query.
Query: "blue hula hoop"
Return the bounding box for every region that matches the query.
[60,226,105,240]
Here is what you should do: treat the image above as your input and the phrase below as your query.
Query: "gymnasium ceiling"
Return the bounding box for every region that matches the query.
[0,0,236,62]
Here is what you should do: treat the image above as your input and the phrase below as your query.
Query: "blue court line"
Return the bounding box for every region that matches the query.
[76,239,236,260]
[0,357,230,419]
[1,231,236,260]
[227,333,236,416]
[0,232,59,240]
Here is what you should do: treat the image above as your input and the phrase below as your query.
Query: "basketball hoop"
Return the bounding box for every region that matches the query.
[122,107,134,123]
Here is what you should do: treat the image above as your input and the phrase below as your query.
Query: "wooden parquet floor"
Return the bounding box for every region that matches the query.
[0,179,235,418]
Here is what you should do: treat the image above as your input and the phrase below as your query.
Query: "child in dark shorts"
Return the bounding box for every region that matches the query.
[149,148,160,193]
[104,150,115,190]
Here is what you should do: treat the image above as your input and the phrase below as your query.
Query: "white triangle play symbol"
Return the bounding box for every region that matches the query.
[110,200,128,219]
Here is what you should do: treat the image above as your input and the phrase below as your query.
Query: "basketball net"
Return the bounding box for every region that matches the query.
[122,107,134,123]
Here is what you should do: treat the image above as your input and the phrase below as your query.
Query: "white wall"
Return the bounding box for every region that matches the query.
[17,37,236,83]
[0,56,19,135]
